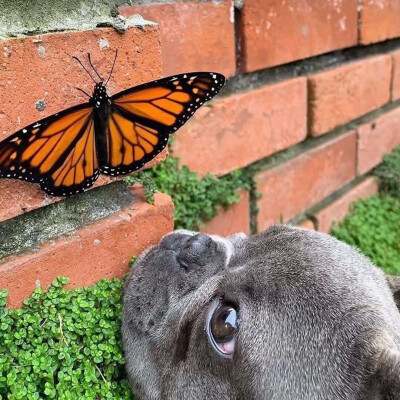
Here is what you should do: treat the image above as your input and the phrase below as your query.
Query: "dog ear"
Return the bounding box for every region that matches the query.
[370,346,400,399]
[385,275,400,308]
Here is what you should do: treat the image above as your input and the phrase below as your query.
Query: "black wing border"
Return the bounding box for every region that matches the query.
[0,101,98,196]
[101,72,226,176]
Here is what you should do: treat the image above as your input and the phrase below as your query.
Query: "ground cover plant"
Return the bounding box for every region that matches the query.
[126,155,251,231]
[375,146,400,197]
[0,277,134,400]
[331,145,400,275]
[331,194,400,275]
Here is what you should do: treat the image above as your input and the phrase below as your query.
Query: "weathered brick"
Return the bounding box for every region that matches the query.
[359,0,400,45]
[0,25,164,221]
[200,189,250,236]
[315,177,378,233]
[0,187,174,308]
[173,77,307,176]
[120,1,236,77]
[238,0,358,72]
[308,56,392,136]
[391,50,400,101]
[256,131,357,232]
[357,107,400,175]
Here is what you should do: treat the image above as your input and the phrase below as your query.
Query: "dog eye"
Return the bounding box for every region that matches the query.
[206,301,239,358]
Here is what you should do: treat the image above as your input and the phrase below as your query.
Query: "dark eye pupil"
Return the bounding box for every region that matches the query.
[211,306,237,342]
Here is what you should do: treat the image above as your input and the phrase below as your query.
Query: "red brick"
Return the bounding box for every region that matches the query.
[309,56,392,136]
[298,219,316,230]
[200,189,250,236]
[357,107,400,175]
[0,186,174,309]
[172,77,307,176]
[359,0,400,45]
[120,1,236,77]
[256,130,357,232]
[315,177,378,233]
[238,0,358,72]
[391,50,400,100]
[0,26,164,222]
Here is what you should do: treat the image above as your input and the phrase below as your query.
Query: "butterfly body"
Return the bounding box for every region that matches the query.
[91,82,113,169]
[0,65,225,197]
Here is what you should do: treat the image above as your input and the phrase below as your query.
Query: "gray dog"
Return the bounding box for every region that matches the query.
[122,225,400,399]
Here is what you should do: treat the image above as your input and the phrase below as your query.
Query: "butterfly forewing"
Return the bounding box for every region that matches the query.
[45,117,99,196]
[101,72,225,176]
[0,104,99,196]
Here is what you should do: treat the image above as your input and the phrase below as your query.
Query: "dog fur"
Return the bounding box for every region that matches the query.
[122,225,400,399]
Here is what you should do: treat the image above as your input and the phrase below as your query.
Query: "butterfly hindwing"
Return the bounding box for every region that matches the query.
[0,104,99,196]
[101,72,225,175]
[103,111,167,175]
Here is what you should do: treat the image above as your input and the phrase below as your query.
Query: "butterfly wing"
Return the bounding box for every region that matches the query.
[0,72,225,195]
[0,104,99,196]
[102,72,225,175]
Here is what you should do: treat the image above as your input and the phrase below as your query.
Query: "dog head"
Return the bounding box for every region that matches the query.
[122,225,400,399]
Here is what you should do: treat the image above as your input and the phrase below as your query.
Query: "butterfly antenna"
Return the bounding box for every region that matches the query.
[87,53,103,82]
[72,56,97,84]
[105,49,118,86]
[75,87,92,99]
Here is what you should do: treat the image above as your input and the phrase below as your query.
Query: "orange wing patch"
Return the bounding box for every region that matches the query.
[0,106,95,194]
[50,118,98,191]
[21,108,92,174]
[107,112,160,168]
[113,75,214,127]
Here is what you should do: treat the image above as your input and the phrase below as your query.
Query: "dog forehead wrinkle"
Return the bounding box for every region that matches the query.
[166,274,223,328]
[151,275,223,365]
[209,234,235,266]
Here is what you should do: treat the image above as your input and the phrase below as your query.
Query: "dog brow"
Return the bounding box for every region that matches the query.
[209,235,235,266]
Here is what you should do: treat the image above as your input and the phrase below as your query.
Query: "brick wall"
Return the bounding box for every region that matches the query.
[0,18,175,307]
[122,0,400,235]
[2,0,400,306]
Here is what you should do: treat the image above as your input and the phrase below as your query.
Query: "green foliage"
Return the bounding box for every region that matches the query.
[375,145,400,197]
[125,172,158,205]
[128,255,138,268]
[331,195,400,275]
[0,277,135,400]
[127,156,250,230]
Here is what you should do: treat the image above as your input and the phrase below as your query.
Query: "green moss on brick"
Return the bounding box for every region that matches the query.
[127,156,252,231]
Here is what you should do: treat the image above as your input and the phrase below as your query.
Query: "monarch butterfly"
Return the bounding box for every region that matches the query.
[0,51,225,196]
